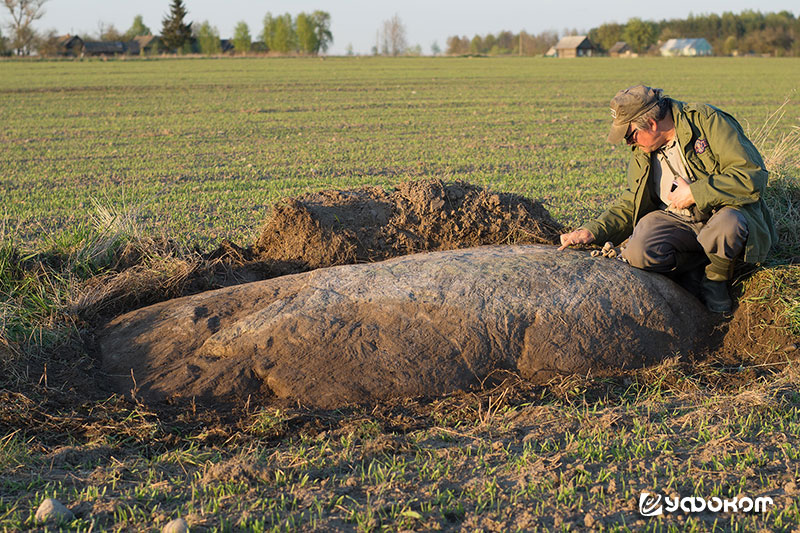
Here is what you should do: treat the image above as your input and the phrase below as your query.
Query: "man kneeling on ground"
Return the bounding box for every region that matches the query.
[558,85,777,313]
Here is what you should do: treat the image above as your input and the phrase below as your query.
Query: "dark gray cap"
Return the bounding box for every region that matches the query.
[607,85,662,143]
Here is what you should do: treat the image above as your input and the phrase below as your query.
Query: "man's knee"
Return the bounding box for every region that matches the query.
[621,211,679,271]
[698,207,748,259]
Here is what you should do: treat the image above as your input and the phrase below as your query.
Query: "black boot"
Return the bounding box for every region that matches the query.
[701,277,732,313]
[702,255,734,313]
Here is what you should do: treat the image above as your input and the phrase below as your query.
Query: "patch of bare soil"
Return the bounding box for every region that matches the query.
[715,269,798,367]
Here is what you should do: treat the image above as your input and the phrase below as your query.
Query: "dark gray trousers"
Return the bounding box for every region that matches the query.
[621,207,749,281]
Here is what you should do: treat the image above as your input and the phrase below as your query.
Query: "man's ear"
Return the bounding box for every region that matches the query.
[647,118,659,131]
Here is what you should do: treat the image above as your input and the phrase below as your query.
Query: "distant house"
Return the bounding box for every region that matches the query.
[84,41,125,56]
[554,35,596,58]
[609,41,632,57]
[645,43,662,56]
[125,41,140,55]
[133,35,164,55]
[544,46,557,58]
[83,41,140,56]
[56,35,84,56]
[660,38,713,57]
[220,39,235,53]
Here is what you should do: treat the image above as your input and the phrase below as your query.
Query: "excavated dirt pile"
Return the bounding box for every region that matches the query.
[253,179,562,270]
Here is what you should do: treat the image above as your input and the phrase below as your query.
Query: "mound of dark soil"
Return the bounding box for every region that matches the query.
[253,179,562,270]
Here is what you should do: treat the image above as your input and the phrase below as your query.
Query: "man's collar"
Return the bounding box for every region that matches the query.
[669,99,695,150]
[661,136,678,151]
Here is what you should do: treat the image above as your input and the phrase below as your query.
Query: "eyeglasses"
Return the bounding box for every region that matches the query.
[624,127,638,144]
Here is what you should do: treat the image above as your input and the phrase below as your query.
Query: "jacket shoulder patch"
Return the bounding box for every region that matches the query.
[694,139,709,154]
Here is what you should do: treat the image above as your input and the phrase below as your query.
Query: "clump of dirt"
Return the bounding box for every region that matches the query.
[47,445,112,467]
[253,179,562,269]
[201,458,271,486]
[72,179,562,321]
[716,268,798,366]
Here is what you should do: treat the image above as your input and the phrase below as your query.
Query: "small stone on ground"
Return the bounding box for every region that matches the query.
[35,498,74,523]
[163,517,189,533]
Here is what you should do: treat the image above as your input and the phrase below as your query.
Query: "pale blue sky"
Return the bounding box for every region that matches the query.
[30,0,800,55]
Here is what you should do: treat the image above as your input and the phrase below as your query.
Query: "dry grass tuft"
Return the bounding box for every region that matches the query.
[70,254,201,320]
[749,94,800,174]
[749,96,800,261]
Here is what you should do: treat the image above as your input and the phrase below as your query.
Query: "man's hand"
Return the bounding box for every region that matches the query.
[667,178,696,210]
[558,229,595,250]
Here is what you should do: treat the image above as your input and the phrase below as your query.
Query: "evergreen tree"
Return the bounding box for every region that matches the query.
[161,0,191,52]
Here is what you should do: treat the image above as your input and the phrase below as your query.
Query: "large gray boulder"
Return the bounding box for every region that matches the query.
[98,245,711,408]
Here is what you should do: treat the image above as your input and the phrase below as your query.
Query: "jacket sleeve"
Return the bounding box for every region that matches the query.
[689,108,768,212]
[580,188,635,245]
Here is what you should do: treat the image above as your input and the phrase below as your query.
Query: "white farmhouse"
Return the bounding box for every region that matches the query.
[660,38,713,57]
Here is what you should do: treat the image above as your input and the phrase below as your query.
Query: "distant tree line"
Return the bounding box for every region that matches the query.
[445,10,800,57]
[2,0,332,56]
[589,10,800,56]
[445,30,559,56]
[196,11,333,55]
[4,1,797,58]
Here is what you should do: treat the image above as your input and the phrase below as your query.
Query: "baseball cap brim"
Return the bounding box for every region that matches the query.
[607,121,629,144]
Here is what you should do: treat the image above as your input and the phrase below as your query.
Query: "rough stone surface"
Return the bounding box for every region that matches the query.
[99,245,712,408]
[35,498,74,524]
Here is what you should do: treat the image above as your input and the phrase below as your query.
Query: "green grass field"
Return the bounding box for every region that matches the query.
[1,57,800,532]
[3,57,799,249]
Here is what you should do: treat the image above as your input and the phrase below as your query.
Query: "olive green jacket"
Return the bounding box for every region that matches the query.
[582,99,777,263]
